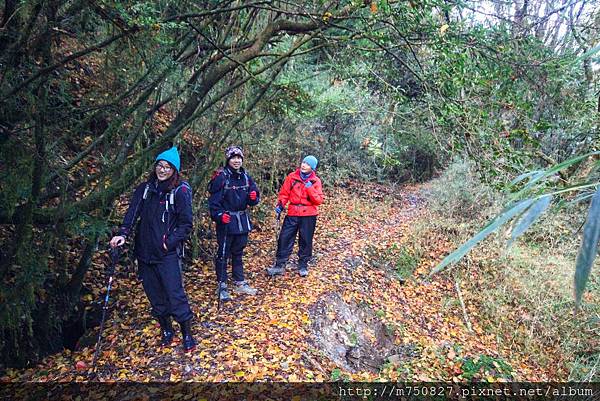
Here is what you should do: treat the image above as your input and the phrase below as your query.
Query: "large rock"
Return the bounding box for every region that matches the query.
[309,292,412,372]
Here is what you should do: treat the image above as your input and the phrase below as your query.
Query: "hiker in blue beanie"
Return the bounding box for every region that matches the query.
[267,155,323,277]
[109,146,196,352]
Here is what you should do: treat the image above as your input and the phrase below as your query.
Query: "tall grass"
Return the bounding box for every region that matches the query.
[420,159,600,380]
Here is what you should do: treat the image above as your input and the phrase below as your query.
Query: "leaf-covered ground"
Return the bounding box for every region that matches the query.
[1,182,558,382]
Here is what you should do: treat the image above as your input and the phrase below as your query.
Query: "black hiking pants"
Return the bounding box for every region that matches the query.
[214,225,248,283]
[275,215,317,269]
[138,253,193,323]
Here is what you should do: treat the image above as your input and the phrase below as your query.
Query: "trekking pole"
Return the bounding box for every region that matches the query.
[91,246,120,377]
[270,213,282,281]
[274,213,281,245]
[217,232,227,311]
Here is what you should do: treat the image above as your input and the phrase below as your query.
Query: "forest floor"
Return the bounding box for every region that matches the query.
[1,181,559,383]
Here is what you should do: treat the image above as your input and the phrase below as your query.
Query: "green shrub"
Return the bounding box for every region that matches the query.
[395,246,420,281]
[517,201,588,258]
[570,353,600,381]
[426,158,502,222]
[460,354,513,380]
[366,241,422,282]
[330,367,351,381]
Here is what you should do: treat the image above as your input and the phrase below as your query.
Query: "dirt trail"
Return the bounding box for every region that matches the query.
[2,182,552,382]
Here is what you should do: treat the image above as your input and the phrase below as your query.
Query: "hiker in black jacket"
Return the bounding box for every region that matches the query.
[208,146,260,301]
[109,146,196,352]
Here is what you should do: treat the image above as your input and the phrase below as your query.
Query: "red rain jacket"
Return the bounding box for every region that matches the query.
[277,169,324,216]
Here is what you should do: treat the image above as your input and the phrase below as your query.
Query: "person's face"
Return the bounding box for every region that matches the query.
[228,155,243,170]
[300,162,312,173]
[155,161,175,181]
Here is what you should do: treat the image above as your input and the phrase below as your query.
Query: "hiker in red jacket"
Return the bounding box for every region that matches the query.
[267,155,323,277]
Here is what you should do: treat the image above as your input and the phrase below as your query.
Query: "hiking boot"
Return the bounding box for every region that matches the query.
[157,315,174,346]
[298,267,309,277]
[217,282,232,301]
[179,319,196,352]
[233,281,257,295]
[266,265,285,276]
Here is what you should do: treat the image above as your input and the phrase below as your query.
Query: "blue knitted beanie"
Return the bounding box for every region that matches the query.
[155,146,181,172]
[302,155,318,171]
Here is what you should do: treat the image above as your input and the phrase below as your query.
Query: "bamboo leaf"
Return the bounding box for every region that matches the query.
[574,186,600,309]
[542,181,600,197]
[575,43,600,62]
[511,151,600,200]
[568,192,595,205]
[431,199,535,275]
[507,195,552,248]
[509,170,544,188]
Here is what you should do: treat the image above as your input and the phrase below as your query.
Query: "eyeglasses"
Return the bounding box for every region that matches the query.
[155,163,172,172]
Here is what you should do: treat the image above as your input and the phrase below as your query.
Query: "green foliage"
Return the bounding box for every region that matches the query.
[330,367,351,381]
[507,195,552,248]
[432,152,600,306]
[570,353,600,381]
[432,198,536,275]
[65,214,112,240]
[414,22,598,187]
[365,241,421,282]
[466,242,600,379]
[244,53,442,186]
[460,355,513,380]
[0,138,33,218]
[393,244,420,281]
[427,159,500,221]
[574,187,600,308]
[0,229,52,366]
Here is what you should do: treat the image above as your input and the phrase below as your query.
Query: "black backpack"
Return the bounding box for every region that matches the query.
[208,167,249,198]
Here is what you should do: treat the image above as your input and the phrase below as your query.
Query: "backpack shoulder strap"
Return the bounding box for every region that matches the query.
[142,183,150,200]
[222,168,231,181]
[169,181,192,209]
[290,178,300,191]
[177,180,192,192]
